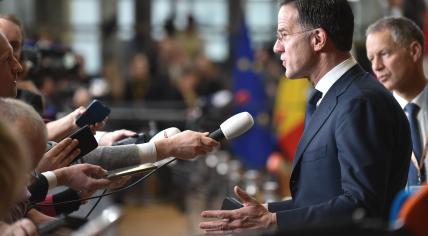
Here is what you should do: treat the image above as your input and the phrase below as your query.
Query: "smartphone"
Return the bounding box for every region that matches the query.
[38,215,87,235]
[76,100,111,127]
[68,125,98,163]
[106,163,157,179]
[112,132,148,146]
[221,197,243,210]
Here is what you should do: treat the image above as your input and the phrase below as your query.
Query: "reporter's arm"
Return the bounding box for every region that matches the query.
[46,108,82,141]
[53,164,111,193]
[26,209,55,225]
[155,130,218,160]
[0,219,38,236]
[81,130,218,170]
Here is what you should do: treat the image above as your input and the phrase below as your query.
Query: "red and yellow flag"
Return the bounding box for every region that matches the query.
[273,77,311,161]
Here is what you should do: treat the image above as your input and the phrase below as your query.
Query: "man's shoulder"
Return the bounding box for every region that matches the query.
[340,66,389,98]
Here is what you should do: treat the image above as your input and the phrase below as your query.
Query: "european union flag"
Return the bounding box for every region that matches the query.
[230,16,275,169]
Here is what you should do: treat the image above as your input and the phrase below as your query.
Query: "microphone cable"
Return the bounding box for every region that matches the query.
[30,157,177,209]
[84,188,107,219]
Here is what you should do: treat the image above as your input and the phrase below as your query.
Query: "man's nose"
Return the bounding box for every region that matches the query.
[372,57,384,71]
[273,40,284,54]
[12,56,23,74]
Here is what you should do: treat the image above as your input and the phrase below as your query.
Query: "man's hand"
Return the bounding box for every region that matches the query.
[155,130,219,160]
[108,175,132,189]
[36,138,80,172]
[200,186,276,233]
[98,129,137,146]
[74,106,107,134]
[0,219,38,236]
[54,164,111,194]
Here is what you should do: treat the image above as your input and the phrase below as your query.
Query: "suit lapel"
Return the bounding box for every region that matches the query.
[291,89,337,170]
[291,65,362,171]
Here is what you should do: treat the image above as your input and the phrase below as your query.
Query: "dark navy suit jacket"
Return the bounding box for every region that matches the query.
[268,65,411,231]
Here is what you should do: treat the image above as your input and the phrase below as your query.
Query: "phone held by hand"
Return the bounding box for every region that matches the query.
[68,125,98,163]
[106,163,157,179]
[221,197,243,210]
[76,100,111,127]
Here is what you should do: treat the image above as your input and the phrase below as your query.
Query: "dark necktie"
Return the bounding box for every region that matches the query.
[304,89,322,130]
[404,103,425,185]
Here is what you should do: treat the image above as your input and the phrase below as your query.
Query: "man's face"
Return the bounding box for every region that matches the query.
[0,33,22,98]
[0,19,22,60]
[273,4,314,79]
[366,30,415,91]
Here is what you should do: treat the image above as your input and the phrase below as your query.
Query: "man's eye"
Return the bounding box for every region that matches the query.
[380,51,389,57]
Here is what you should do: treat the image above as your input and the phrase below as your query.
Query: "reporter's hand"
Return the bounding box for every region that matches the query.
[200,186,276,233]
[108,175,132,189]
[73,107,107,134]
[98,129,137,146]
[1,219,38,236]
[36,138,80,172]
[88,118,107,134]
[155,130,219,160]
[54,164,111,193]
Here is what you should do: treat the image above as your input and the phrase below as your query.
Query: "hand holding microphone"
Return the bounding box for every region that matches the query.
[154,130,219,160]
[154,112,254,160]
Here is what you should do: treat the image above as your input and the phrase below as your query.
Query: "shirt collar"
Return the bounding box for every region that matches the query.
[315,57,357,97]
[393,85,428,110]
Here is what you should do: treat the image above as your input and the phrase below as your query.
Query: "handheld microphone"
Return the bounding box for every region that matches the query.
[149,127,181,142]
[209,112,254,141]
[112,132,148,146]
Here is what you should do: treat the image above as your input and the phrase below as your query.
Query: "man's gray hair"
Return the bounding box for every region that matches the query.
[0,98,47,146]
[366,16,424,51]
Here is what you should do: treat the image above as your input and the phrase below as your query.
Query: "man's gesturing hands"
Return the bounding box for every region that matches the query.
[200,186,277,233]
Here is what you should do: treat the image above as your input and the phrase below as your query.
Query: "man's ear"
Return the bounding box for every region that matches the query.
[312,28,327,51]
[409,41,422,62]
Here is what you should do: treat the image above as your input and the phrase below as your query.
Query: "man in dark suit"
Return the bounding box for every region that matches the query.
[200,0,411,232]
[366,17,428,186]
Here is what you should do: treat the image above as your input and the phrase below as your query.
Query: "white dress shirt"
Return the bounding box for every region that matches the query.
[314,57,357,105]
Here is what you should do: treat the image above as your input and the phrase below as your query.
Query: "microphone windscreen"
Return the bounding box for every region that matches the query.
[220,112,254,140]
[149,127,181,142]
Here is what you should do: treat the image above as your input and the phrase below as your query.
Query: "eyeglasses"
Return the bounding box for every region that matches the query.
[276,28,316,43]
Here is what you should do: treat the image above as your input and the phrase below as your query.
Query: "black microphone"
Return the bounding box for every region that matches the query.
[208,112,254,141]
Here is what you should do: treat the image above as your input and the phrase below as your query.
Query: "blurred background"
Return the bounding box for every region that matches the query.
[1,0,427,235]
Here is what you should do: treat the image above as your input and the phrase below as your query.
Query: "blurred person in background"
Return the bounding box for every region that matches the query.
[0,117,29,220]
[176,15,203,59]
[383,0,425,30]
[194,54,224,97]
[0,118,36,235]
[0,14,45,115]
[366,16,428,186]
[130,51,183,103]
[177,66,200,109]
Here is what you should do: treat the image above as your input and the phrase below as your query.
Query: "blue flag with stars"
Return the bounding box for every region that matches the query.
[230,16,275,169]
